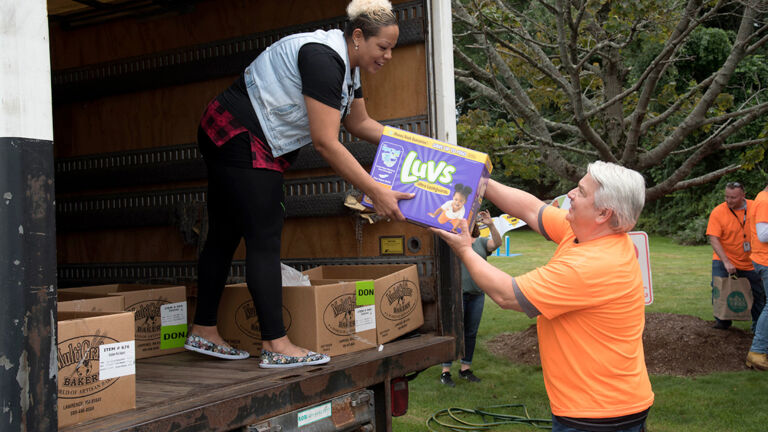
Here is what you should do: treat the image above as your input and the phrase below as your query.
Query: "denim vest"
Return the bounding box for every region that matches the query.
[244,29,360,157]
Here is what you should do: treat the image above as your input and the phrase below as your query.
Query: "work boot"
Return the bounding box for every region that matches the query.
[459,369,481,383]
[440,371,455,387]
[746,352,768,370]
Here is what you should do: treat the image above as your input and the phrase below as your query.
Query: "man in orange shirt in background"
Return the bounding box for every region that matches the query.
[746,184,768,370]
[434,161,653,432]
[706,182,764,330]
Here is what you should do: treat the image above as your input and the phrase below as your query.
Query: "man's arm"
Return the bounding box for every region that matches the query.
[708,235,736,274]
[757,222,768,243]
[432,220,522,312]
[485,180,546,235]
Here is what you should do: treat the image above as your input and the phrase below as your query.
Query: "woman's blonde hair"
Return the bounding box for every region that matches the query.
[345,0,397,39]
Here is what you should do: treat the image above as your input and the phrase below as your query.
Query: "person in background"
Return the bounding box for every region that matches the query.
[433,161,653,432]
[706,181,764,330]
[746,184,768,370]
[185,0,413,368]
[440,209,501,387]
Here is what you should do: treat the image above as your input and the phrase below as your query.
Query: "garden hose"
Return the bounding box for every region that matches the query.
[426,403,552,431]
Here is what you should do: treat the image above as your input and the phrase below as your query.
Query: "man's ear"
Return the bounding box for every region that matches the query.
[596,207,613,225]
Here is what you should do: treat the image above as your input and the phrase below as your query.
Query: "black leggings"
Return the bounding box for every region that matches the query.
[194,158,287,341]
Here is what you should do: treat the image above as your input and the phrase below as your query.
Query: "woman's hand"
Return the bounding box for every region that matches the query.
[369,186,413,221]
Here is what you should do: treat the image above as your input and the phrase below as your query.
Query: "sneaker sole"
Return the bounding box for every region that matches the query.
[746,360,768,371]
[184,344,250,360]
[259,356,330,369]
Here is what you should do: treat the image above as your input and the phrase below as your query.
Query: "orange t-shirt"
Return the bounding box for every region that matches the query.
[706,200,753,270]
[514,206,654,418]
[748,191,768,266]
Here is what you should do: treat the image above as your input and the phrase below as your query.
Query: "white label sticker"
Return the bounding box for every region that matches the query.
[297,402,332,427]
[355,305,376,332]
[161,301,187,326]
[99,340,136,380]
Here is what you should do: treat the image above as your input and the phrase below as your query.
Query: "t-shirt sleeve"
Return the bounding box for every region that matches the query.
[705,205,725,238]
[755,198,768,225]
[539,205,570,244]
[479,236,490,256]
[298,43,345,110]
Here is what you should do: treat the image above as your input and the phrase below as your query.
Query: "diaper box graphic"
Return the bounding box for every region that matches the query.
[363,126,492,233]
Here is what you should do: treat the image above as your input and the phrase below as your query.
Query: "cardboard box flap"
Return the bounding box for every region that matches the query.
[303,264,414,280]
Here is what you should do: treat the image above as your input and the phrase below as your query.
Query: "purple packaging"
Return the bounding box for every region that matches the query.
[363,126,493,233]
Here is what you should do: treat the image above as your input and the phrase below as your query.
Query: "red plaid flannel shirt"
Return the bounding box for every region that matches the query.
[200,99,291,172]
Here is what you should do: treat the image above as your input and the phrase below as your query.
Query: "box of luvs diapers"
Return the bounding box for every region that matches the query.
[363,126,492,233]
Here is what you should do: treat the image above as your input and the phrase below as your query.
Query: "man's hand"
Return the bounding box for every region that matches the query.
[724,260,737,275]
[431,219,473,256]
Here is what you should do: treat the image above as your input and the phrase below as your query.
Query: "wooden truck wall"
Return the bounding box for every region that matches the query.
[49,0,441,333]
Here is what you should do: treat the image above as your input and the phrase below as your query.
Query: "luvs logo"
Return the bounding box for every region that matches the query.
[400,151,455,185]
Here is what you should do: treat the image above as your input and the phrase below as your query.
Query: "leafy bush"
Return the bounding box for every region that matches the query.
[671,216,709,245]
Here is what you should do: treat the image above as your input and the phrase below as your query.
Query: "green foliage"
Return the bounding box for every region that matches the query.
[671,216,709,246]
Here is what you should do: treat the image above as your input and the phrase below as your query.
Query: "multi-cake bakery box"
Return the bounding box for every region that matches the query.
[59,284,188,358]
[217,264,423,356]
[57,311,136,428]
[363,126,492,233]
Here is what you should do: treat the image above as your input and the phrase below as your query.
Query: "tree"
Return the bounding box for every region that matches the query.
[452,0,768,200]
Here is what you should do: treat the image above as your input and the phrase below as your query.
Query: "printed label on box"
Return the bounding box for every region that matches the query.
[160,302,188,349]
[355,305,376,332]
[99,341,136,380]
[297,402,332,428]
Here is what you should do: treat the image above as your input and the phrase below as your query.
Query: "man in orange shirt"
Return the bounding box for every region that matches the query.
[434,161,653,432]
[746,184,768,370]
[706,182,764,330]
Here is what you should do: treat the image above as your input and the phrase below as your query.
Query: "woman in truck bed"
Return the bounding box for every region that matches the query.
[184,0,412,368]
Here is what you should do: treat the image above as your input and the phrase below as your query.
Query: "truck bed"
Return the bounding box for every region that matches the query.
[60,334,453,432]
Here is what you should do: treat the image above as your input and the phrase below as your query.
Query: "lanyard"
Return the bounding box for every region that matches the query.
[729,205,747,239]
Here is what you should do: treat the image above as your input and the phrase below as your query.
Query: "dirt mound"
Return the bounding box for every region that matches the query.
[486,312,754,377]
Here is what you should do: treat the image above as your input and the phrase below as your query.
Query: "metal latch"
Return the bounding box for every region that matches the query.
[246,423,282,432]
[350,391,371,407]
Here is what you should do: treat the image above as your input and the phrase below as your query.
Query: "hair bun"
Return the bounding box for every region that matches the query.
[347,0,393,20]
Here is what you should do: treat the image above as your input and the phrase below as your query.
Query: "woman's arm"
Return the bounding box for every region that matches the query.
[305,96,412,220]
[342,97,383,143]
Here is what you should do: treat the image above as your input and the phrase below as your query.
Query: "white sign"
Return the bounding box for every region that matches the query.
[355,305,376,332]
[161,301,187,326]
[99,340,136,380]
[297,402,332,428]
[629,231,653,305]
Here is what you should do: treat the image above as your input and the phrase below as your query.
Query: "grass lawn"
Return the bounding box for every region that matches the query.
[393,229,768,431]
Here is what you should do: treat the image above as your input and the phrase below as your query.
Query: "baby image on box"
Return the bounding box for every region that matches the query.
[428,184,472,233]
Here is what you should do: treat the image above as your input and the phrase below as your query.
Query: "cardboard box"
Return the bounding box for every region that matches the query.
[59,284,188,358]
[218,280,378,357]
[217,283,292,355]
[57,311,136,428]
[302,264,424,345]
[58,291,125,313]
[363,126,492,234]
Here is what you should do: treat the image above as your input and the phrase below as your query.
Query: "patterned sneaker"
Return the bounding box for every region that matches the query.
[184,334,250,360]
[259,350,331,369]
